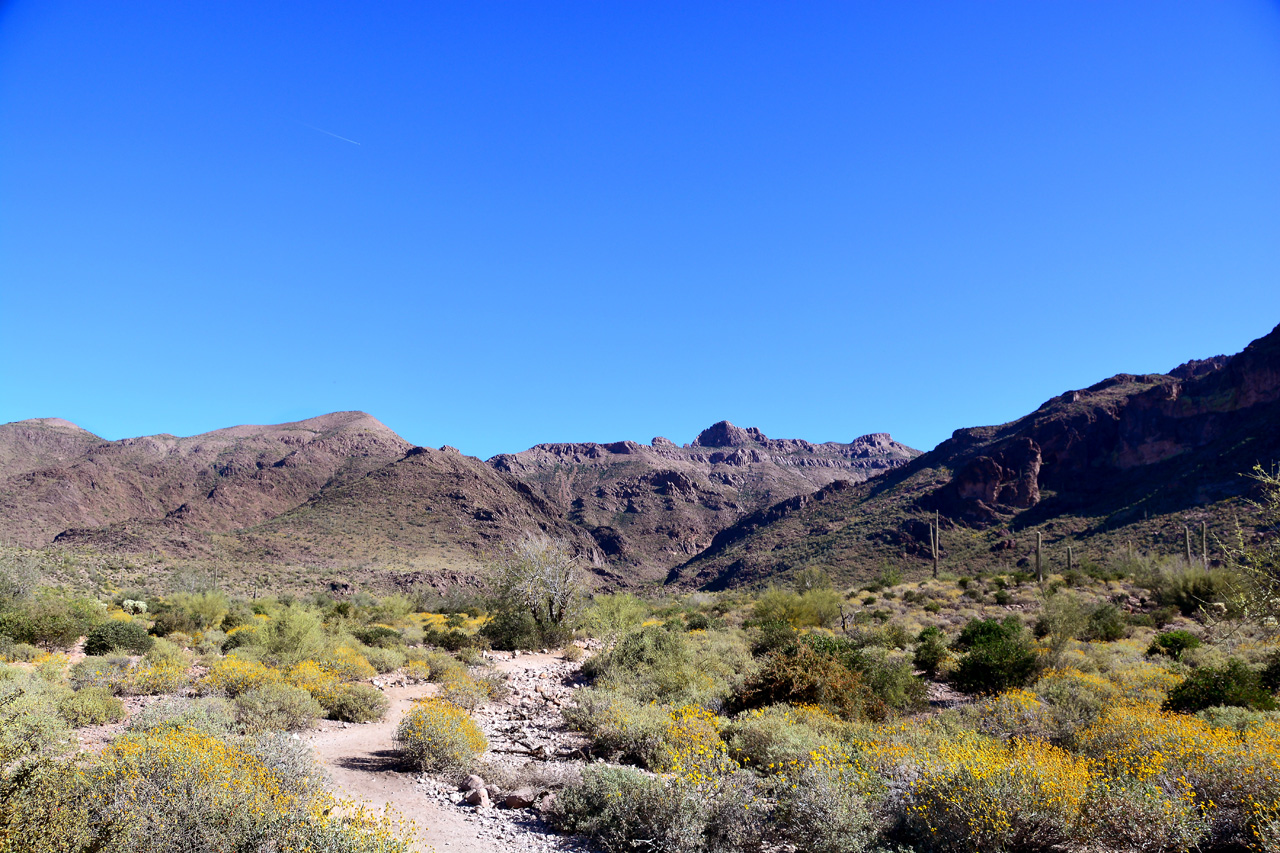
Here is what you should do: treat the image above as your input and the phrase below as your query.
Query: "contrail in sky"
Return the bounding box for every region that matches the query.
[299,121,361,145]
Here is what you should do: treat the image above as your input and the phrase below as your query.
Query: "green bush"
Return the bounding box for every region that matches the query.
[478,606,540,651]
[5,642,41,662]
[563,689,670,766]
[321,683,388,723]
[914,627,949,676]
[69,656,131,692]
[769,760,875,853]
[360,645,406,674]
[1148,629,1202,660]
[234,683,323,733]
[0,592,104,649]
[1163,659,1277,713]
[394,697,487,773]
[735,644,883,721]
[547,765,712,853]
[723,704,844,770]
[84,620,155,656]
[1082,604,1127,642]
[59,687,126,727]
[0,673,73,765]
[352,625,402,648]
[951,616,1040,696]
[584,594,649,644]
[126,697,235,737]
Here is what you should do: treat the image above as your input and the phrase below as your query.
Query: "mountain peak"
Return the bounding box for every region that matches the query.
[690,421,767,448]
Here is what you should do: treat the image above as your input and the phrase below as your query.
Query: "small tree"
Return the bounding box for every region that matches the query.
[485,534,582,648]
[1227,465,1280,624]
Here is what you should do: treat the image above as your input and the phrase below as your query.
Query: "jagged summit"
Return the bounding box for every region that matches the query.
[689,420,767,448]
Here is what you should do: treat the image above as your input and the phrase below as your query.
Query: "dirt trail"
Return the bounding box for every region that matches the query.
[305,682,479,853]
[306,653,592,853]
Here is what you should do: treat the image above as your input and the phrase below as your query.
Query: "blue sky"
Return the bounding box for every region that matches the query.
[2,1,1279,459]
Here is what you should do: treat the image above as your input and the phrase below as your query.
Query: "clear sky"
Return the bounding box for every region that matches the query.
[2,1,1279,459]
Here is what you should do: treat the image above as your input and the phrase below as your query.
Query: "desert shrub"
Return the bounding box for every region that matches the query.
[83,725,411,853]
[286,659,341,703]
[0,673,73,765]
[563,689,670,766]
[423,627,474,651]
[724,703,845,770]
[1077,702,1280,848]
[201,656,282,697]
[951,616,1040,696]
[4,642,41,662]
[583,594,648,644]
[1146,563,1240,617]
[1163,658,1277,713]
[84,620,154,656]
[352,625,402,648]
[395,697,487,772]
[769,757,876,853]
[438,675,488,711]
[322,683,388,722]
[0,757,93,852]
[404,648,465,681]
[234,682,323,733]
[478,606,541,651]
[913,626,949,675]
[360,644,406,674]
[59,687,126,727]
[221,624,261,652]
[1028,669,1119,745]
[121,639,189,695]
[735,643,883,721]
[167,590,230,630]
[651,705,735,777]
[547,765,708,853]
[1197,704,1280,734]
[319,646,377,681]
[751,586,841,629]
[1082,603,1127,642]
[898,734,1088,852]
[584,625,693,701]
[561,643,584,662]
[69,655,131,692]
[1148,629,1202,659]
[126,697,235,737]
[586,625,756,709]
[0,591,104,650]
[260,605,327,667]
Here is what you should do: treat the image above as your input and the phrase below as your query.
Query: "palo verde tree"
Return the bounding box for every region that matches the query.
[1226,464,1280,625]
[483,534,584,649]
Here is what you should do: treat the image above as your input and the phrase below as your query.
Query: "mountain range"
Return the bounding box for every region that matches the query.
[3,322,1278,594]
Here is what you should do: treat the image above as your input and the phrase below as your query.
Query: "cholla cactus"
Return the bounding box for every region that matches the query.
[122,599,147,615]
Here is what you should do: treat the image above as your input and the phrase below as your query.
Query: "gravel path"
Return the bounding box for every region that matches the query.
[306,650,597,853]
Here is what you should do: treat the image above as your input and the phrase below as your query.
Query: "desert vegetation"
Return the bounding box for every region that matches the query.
[2,473,1280,852]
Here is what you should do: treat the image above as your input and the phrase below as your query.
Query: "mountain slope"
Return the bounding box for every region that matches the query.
[670,323,1280,590]
[490,423,918,575]
[0,412,412,548]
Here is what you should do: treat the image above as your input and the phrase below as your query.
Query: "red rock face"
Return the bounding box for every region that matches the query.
[926,322,1280,524]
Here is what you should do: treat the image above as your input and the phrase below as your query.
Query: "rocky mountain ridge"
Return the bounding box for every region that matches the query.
[669,323,1280,589]
[0,412,917,589]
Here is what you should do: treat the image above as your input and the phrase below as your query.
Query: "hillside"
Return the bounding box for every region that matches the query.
[669,323,1280,590]
[0,412,412,549]
[490,422,918,574]
[0,411,915,593]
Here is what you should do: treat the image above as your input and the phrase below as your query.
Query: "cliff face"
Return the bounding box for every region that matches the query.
[671,324,1280,590]
[930,323,1280,524]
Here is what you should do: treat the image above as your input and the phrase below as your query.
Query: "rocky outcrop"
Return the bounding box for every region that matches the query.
[670,322,1280,589]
